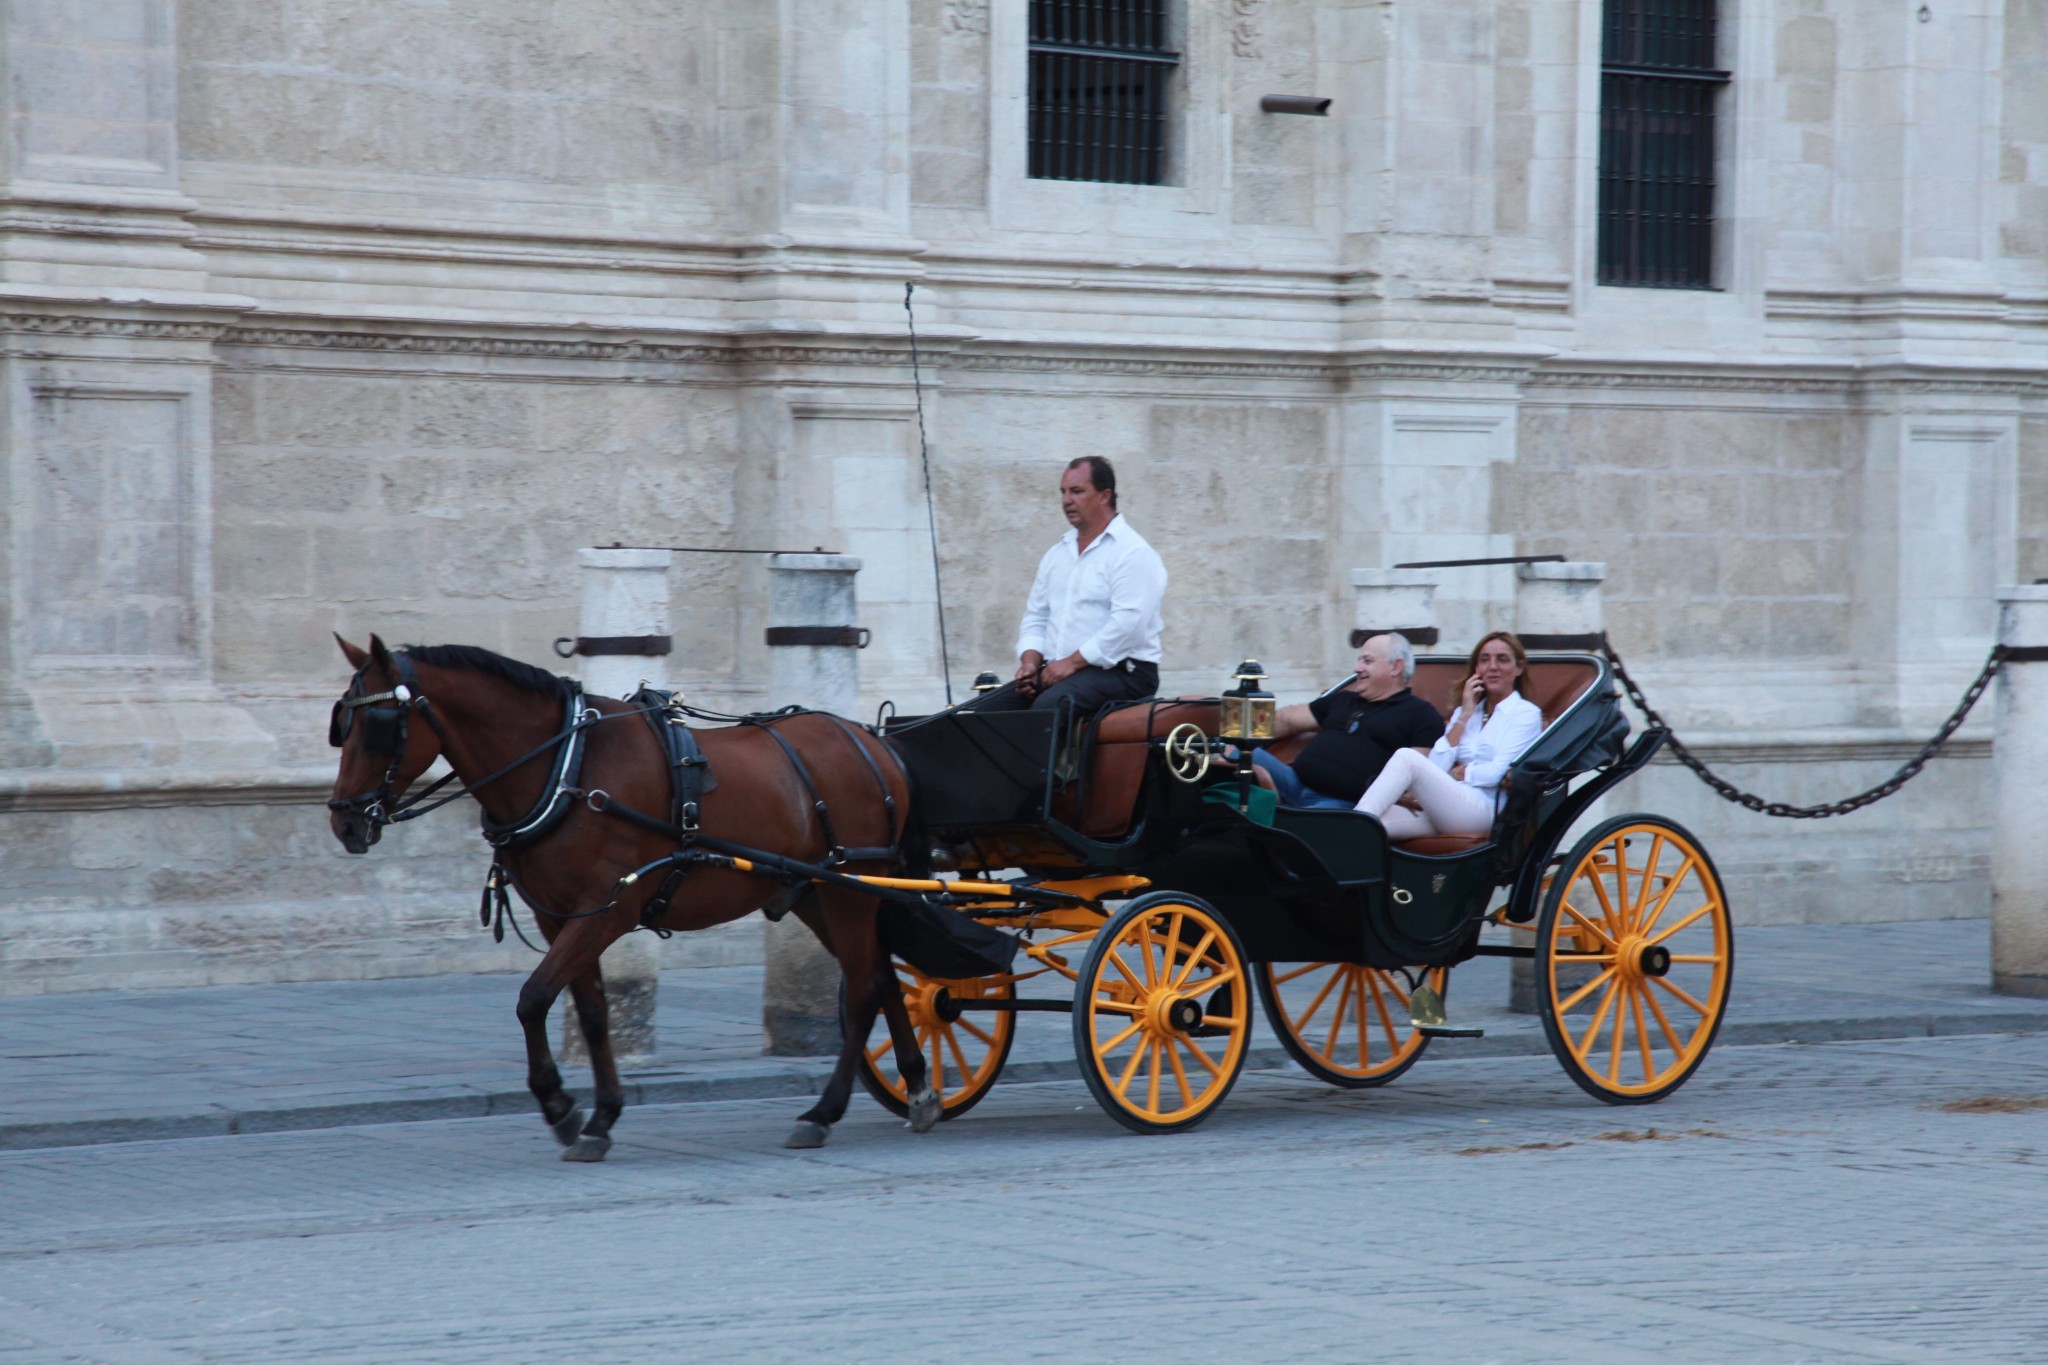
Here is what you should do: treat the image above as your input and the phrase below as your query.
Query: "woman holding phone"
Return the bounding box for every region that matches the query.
[1353,631,1543,840]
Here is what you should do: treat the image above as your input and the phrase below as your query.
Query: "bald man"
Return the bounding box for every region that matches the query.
[1251,633,1445,809]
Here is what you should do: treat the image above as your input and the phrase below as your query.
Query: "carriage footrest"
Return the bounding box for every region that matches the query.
[1417,1024,1485,1039]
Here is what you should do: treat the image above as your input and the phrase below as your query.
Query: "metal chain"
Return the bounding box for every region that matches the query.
[1602,637,2009,819]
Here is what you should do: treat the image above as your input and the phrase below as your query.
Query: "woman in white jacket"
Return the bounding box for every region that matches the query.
[1354,631,1543,841]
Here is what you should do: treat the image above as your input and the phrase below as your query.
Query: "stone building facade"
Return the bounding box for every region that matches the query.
[0,0,2042,992]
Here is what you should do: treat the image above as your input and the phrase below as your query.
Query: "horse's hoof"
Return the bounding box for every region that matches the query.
[549,1106,586,1147]
[906,1088,942,1134]
[784,1121,830,1150]
[561,1134,612,1163]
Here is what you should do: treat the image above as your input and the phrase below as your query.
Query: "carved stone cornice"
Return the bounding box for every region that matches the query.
[0,312,228,341]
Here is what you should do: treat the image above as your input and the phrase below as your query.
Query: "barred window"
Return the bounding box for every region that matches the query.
[1597,0,1730,288]
[1028,0,1177,186]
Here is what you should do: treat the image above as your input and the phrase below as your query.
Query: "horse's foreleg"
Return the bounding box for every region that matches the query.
[515,921,619,1157]
[561,967,624,1163]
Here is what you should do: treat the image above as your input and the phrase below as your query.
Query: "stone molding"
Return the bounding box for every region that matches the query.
[0,308,2033,395]
[0,313,227,341]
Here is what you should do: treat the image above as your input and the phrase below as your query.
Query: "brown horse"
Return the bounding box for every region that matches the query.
[325,634,935,1159]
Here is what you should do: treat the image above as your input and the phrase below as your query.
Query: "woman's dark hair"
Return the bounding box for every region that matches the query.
[1065,455,1118,510]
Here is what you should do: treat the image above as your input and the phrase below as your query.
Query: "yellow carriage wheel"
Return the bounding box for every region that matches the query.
[1536,816,1733,1105]
[856,961,1016,1121]
[1072,893,1250,1134]
[1256,962,1446,1089]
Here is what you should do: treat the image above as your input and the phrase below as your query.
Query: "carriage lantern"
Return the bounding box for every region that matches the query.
[1219,660,1275,747]
[971,671,1001,694]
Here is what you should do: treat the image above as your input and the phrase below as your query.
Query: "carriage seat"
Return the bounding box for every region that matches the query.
[1070,699,1221,839]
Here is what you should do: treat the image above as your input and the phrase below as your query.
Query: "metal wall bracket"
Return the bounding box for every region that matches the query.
[765,626,871,649]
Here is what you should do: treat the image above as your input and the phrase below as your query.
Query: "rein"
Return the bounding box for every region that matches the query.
[326,652,663,842]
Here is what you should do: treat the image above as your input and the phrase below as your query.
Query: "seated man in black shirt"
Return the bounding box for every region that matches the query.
[1250,633,1445,809]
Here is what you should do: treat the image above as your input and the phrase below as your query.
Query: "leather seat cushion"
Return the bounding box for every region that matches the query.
[1393,834,1489,855]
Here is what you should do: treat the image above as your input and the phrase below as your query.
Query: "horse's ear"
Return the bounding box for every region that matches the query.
[368,634,395,672]
[335,633,369,668]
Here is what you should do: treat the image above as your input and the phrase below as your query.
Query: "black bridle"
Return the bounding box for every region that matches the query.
[326,650,608,846]
[326,652,458,836]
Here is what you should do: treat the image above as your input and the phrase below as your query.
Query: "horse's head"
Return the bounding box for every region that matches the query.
[327,633,448,854]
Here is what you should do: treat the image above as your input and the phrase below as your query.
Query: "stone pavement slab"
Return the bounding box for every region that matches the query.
[2,917,2045,1151]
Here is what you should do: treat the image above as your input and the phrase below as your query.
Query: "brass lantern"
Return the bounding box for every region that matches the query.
[971,670,1001,694]
[1219,659,1276,747]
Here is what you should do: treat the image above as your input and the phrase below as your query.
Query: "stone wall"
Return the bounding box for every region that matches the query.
[0,0,2041,992]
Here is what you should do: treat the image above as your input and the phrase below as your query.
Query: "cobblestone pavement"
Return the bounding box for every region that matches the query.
[7,918,2046,1151]
[2,1031,2044,1364]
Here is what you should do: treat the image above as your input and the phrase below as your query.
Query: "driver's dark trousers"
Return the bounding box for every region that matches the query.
[972,660,1158,715]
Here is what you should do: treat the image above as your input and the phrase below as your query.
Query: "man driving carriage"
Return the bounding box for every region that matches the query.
[976,455,1168,716]
[1247,633,1445,808]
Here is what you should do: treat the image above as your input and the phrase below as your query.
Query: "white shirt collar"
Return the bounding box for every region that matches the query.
[1064,513,1126,551]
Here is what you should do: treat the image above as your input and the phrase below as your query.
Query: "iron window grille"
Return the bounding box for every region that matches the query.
[1597,0,1729,288]
[1028,0,1177,186]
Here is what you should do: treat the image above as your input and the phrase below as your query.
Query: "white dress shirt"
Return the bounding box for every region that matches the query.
[1015,514,1167,667]
[1429,691,1544,795]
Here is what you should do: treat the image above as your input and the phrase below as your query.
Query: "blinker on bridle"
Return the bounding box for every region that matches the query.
[327,653,446,837]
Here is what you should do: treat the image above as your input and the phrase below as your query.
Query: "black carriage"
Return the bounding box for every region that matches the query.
[862,653,1734,1133]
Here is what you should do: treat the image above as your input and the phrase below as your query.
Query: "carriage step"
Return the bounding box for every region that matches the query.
[1417,1024,1485,1039]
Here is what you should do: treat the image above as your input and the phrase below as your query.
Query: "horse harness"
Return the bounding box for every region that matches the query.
[327,650,908,943]
[587,693,908,933]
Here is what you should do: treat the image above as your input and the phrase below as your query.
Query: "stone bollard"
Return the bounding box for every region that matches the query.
[1508,561,1607,1013]
[1992,585,2048,998]
[762,553,866,1055]
[558,547,673,1066]
[1349,569,1440,655]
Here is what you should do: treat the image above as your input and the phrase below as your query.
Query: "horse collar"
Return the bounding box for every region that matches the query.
[480,685,599,851]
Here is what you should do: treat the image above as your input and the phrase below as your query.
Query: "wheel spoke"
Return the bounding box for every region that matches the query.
[1113,1034,1150,1096]
[1188,965,1238,995]
[1632,852,1696,940]
[1166,1035,1196,1108]
[1290,966,1344,1034]
[1367,970,1409,1055]
[1555,965,1617,1015]
[1629,833,1667,933]
[1641,977,1687,1054]
[1609,835,1632,935]
[1583,860,1627,942]
[1606,983,1629,1083]
[1164,910,1184,979]
[1271,961,1325,986]
[1093,999,1143,1015]
[1632,986,1655,1081]
[1172,930,1218,988]
[944,1026,976,1083]
[1108,948,1147,993]
[1561,901,1620,949]
[1651,974,1711,1016]
[957,1016,998,1046]
[1322,970,1354,1059]
[1145,1039,1164,1113]
[866,1037,893,1065]
[1098,1017,1144,1055]
[1137,917,1159,986]
[1177,1033,1223,1077]
[929,1030,944,1093]
[1644,901,1714,948]
[1667,953,1723,964]
[1570,980,1620,1063]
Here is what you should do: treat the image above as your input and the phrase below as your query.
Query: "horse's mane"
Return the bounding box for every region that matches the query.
[405,644,573,701]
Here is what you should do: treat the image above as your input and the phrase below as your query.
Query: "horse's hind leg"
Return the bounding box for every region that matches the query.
[786,895,931,1148]
[560,966,625,1163]
[874,964,938,1132]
